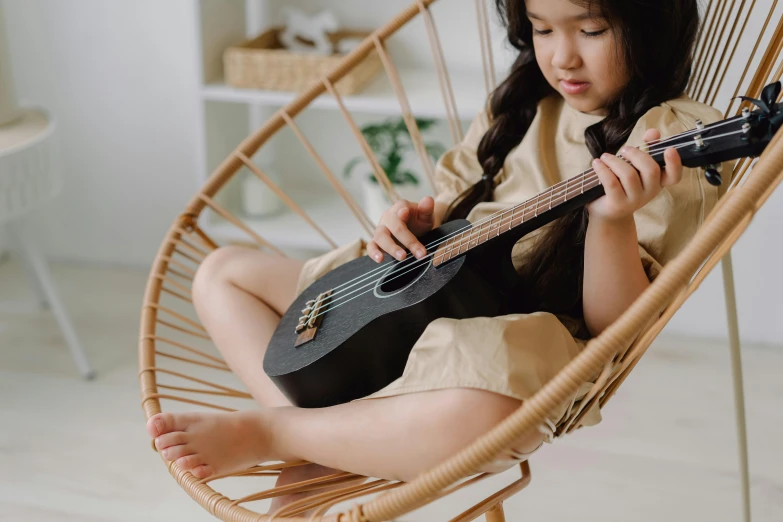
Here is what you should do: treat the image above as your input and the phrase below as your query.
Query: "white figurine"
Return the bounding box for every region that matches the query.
[280,8,338,56]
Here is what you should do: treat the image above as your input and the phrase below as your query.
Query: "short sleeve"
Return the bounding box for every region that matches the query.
[433,109,491,208]
[621,97,732,281]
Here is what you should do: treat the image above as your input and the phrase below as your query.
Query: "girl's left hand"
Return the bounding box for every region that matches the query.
[587,128,683,222]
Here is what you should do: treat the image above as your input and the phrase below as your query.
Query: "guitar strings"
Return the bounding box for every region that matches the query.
[320,117,743,299]
[304,128,746,322]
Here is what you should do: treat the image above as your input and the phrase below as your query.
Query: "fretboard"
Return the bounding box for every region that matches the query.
[432,167,603,267]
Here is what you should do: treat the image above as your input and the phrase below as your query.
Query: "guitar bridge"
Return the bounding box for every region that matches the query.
[294,290,332,347]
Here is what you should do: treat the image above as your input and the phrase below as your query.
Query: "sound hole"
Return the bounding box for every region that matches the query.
[378,259,429,295]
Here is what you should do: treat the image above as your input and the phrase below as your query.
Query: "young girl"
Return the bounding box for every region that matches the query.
[147,0,727,508]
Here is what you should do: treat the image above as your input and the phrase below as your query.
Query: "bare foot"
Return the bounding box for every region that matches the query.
[146,410,274,480]
[147,410,365,513]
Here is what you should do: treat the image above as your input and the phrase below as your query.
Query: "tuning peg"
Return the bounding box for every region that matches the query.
[705,165,722,186]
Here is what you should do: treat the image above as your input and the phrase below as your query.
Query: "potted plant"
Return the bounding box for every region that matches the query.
[343,117,446,224]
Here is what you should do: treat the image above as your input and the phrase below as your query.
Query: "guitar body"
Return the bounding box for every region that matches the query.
[264,219,519,408]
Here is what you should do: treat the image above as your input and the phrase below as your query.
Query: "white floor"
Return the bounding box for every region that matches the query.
[0,256,781,522]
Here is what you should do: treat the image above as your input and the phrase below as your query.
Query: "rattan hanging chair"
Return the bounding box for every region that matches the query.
[139,1,783,520]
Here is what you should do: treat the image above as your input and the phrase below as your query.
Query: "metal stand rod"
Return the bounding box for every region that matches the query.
[7,220,96,380]
[721,252,751,522]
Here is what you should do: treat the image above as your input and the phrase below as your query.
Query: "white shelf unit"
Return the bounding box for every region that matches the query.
[202,67,489,120]
[193,0,499,255]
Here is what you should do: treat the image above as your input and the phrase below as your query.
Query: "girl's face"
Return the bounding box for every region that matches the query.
[525,0,629,116]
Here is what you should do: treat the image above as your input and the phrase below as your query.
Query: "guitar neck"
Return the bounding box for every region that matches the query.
[432,109,758,268]
[432,169,604,266]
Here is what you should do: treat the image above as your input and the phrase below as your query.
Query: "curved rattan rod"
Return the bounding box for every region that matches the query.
[278,111,375,235]
[687,0,715,94]
[160,255,197,276]
[144,393,238,412]
[143,334,226,365]
[153,274,192,297]
[165,267,194,282]
[306,481,402,520]
[184,0,439,220]
[692,0,730,99]
[198,461,311,485]
[231,472,359,505]
[148,367,251,397]
[198,194,286,256]
[688,0,718,94]
[147,303,208,333]
[160,286,192,304]
[416,0,463,144]
[695,0,738,101]
[371,34,437,192]
[598,208,756,410]
[728,9,783,116]
[176,236,210,259]
[322,77,400,203]
[156,384,248,398]
[450,464,531,522]
[723,0,778,115]
[706,0,754,106]
[154,351,231,371]
[598,140,783,410]
[182,226,219,252]
[155,319,211,341]
[357,127,783,522]
[559,359,615,435]
[234,151,338,249]
[173,248,203,266]
[269,478,384,519]
[193,226,220,251]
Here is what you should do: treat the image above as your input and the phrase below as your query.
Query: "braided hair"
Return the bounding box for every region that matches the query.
[445,0,700,318]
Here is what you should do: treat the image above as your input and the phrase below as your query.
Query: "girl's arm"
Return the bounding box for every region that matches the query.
[582,128,682,336]
[582,214,650,336]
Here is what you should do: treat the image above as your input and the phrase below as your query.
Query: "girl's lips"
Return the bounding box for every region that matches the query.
[560,80,591,95]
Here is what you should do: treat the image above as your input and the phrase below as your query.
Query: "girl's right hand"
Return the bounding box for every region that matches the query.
[367,196,435,263]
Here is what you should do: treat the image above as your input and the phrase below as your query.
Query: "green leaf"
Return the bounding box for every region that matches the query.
[402,170,420,185]
[415,118,435,131]
[343,156,364,178]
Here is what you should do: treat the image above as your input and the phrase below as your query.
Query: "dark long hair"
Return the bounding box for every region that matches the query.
[445,0,699,319]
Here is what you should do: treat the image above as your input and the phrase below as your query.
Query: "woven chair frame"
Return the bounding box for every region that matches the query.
[139,1,783,520]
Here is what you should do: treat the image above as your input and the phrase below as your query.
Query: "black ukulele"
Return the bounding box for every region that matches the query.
[265,82,783,408]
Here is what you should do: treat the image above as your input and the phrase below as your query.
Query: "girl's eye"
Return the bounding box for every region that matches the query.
[533,29,552,36]
[582,28,608,38]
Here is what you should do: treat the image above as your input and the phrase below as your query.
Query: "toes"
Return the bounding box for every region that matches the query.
[147,413,189,438]
[161,444,195,462]
[175,454,205,471]
[154,431,188,451]
[190,464,214,479]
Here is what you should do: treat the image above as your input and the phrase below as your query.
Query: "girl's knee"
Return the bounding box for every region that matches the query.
[439,389,520,433]
[439,389,543,452]
[192,246,250,301]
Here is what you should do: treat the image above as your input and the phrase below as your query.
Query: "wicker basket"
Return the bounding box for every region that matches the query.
[223,27,382,95]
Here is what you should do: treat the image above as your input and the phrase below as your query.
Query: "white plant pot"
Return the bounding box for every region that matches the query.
[361,180,427,226]
[240,167,284,218]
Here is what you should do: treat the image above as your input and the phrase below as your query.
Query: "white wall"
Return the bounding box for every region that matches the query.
[2,0,782,345]
[3,0,202,267]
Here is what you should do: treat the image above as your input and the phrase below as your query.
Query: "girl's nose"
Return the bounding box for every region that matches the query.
[551,37,582,70]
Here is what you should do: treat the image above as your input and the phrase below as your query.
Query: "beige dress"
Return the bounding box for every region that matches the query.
[295,93,728,468]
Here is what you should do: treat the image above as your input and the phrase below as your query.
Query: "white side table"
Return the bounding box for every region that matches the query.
[0,108,95,379]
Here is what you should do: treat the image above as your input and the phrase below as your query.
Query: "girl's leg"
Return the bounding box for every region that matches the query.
[190,246,340,508]
[191,245,302,406]
[147,387,544,483]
